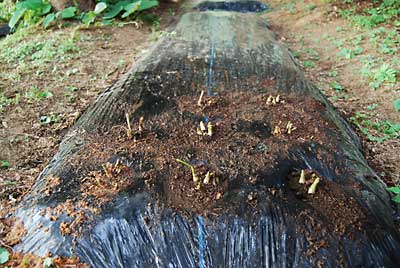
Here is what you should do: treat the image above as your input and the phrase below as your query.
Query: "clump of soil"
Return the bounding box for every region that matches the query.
[64,90,342,216]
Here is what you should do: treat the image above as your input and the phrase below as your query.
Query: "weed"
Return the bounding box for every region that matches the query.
[350,111,400,142]
[388,186,400,203]
[0,91,20,111]
[328,70,338,77]
[305,48,319,61]
[40,114,60,125]
[25,86,53,102]
[329,81,344,91]
[0,160,10,169]
[308,174,320,194]
[176,159,199,183]
[284,3,296,13]
[368,63,397,89]
[367,103,378,111]
[302,61,315,68]
[305,3,316,13]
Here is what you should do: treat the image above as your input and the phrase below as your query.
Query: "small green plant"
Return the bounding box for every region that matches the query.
[25,86,53,102]
[40,113,60,125]
[388,186,400,203]
[0,92,21,111]
[350,111,400,142]
[0,247,10,264]
[329,81,344,91]
[327,70,338,77]
[367,103,378,110]
[176,158,199,182]
[0,160,10,169]
[302,61,315,68]
[368,63,397,89]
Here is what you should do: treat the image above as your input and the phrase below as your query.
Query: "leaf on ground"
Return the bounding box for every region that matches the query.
[0,248,10,264]
[393,194,400,203]
[61,7,77,19]
[388,186,400,194]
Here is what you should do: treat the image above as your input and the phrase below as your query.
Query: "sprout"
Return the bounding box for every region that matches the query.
[273,126,281,135]
[308,175,320,194]
[125,113,133,139]
[200,121,207,132]
[197,90,205,106]
[197,121,213,136]
[207,122,213,136]
[299,170,306,184]
[286,121,295,134]
[266,95,273,105]
[203,171,211,184]
[195,183,202,190]
[176,159,199,182]
[266,95,281,105]
[138,116,145,132]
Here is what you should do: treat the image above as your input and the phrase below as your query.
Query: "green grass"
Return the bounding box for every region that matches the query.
[0,31,80,65]
[338,0,400,29]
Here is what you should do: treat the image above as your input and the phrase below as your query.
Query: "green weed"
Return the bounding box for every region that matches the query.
[388,186,400,203]
[350,111,400,142]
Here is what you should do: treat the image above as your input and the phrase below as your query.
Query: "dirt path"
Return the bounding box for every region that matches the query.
[263,0,400,185]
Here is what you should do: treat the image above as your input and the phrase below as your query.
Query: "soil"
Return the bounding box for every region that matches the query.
[1,252,88,268]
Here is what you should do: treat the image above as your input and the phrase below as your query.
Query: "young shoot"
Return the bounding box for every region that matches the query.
[203,171,211,184]
[207,122,213,136]
[176,158,199,183]
[138,116,145,132]
[308,175,320,194]
[197,121,213,137]
[286,121,296,134]
[125,113,133,139]
[273,125,281,135]
[200,121,206,132]
[299,170,306,184]
[266,95,281,105]
[197,90,205,106]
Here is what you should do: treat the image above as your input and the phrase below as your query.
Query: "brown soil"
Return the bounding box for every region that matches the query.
[0,252,88,268]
